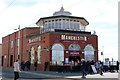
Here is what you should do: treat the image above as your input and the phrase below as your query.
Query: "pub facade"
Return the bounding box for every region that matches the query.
[29,7,98,70]
[2,7,98,71]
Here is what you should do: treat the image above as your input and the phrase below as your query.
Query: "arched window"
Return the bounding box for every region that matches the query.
[30,47,35,64]
[37,46,41,64]
[69,44,80,50]
[52,43,64,65]
[84,44,94,61]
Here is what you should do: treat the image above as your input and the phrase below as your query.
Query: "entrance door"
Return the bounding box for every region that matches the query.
[2,56,4,66]
[68,44,81,62]
[10,55,13,67]
[69,56,81,62]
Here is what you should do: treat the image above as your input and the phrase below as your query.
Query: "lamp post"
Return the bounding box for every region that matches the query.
[102,46,104,62]
[14,25,20,60]
[111,58,114,72]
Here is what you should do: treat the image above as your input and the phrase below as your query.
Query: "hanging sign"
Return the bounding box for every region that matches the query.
[69,51,80,56]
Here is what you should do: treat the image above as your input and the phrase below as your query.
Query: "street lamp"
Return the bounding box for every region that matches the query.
[101,46,104,62]
[14,25,20,60]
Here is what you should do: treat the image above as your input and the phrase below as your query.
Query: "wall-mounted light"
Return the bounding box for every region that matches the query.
[82,52,84,54]
[66,51,69,53]
[4,55,6,59]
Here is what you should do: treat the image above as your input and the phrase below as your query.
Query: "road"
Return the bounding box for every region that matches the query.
[2,67,119,80]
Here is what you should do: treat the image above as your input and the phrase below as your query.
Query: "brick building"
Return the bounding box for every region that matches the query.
[2,7,98,71]
[2,27,40,67]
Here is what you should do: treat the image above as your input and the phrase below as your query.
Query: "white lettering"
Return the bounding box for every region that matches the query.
[61,35,86,41]
[29,37,41,43]
[70,52,79,54]
[61,35,66,40]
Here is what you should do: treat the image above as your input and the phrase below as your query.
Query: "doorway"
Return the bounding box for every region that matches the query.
[2,56,4,66]
[10,55,13,67]
[69,56,81,62]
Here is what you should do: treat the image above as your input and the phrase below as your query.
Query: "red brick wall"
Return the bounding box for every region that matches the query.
[2,35,10,67]
[34,32,98,71]
[2,28,98,70]
[2,27,40,67]
[47,33,98,62]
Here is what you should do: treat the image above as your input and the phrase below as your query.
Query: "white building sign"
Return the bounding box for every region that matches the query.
[29,37,41,43]
[61,35,87,41]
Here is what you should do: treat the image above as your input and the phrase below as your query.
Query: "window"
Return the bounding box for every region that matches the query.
[84,44,94,61]
[55,20,58,29]
[44,21,48,30]
[52,44,64,65]
[64,20,68,29]
[51,20,54,28]
[76,22,80,30]
[30,47,35,64]
[66,19,69,29]
[70,20,74,29]
[37,46,41,64]
[80,25,85,31]
[10,40,13,48]
[69,44,80,50]
[63,19,65,29]
[48,21,51,29]
[73,21,76,30]
[58,19,61,29]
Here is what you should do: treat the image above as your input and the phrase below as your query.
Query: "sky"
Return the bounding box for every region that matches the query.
[0,0,118,61]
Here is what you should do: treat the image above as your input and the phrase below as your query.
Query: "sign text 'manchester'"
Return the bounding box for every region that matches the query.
[61,35,87,41]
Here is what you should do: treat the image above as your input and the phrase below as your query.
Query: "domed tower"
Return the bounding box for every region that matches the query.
[36,7,89,33]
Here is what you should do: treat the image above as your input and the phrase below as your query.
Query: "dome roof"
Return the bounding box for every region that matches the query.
[53,7,72,16]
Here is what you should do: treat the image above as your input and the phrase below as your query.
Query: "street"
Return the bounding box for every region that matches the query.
[2,67,119,80]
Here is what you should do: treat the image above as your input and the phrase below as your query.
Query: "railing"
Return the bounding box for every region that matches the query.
[39,27,96,35]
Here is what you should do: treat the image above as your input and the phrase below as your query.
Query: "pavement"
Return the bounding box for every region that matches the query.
[19,71,119,80]
[1,67,119,80]
[65,72,118,79]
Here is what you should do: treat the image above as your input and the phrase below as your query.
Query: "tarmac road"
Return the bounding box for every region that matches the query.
[2,67,119,80]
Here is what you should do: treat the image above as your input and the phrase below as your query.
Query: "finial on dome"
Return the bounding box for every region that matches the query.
[60,5,64,11]
[53,6,72,16]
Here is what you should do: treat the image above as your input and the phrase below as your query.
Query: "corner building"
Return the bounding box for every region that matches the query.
[2,7,98,71]
[29,7,98,71]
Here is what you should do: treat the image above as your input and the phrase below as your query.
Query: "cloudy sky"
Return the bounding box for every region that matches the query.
[0,0,118,61]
